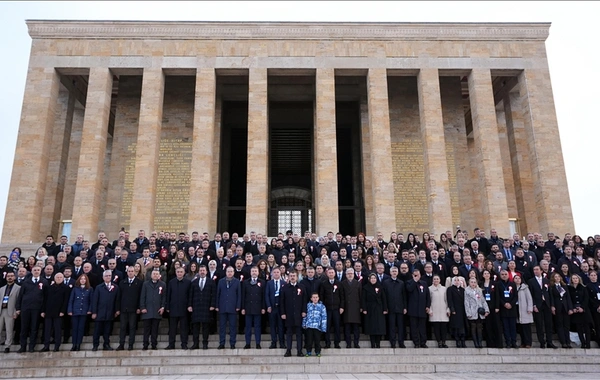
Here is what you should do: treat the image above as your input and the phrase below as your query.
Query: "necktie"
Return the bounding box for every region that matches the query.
[200,278,204,291]
[34,278,38,284]
[129,279,133,285]
[275,281,280,296]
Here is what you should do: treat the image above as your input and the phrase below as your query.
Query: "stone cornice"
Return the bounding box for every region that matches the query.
[26,20,550,41]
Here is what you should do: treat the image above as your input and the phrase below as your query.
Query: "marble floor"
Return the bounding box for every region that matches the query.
[37,375,595,380]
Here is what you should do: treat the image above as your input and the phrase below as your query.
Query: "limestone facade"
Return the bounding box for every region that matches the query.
[1,21,575,243]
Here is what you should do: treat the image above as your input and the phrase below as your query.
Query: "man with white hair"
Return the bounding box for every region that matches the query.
[91,270,120,351]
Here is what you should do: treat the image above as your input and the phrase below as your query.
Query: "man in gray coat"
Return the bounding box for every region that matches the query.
[140,269,166,350]
[0,272,21,352]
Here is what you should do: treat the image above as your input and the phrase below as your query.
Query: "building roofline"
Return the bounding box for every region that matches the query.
[25,20,551,41]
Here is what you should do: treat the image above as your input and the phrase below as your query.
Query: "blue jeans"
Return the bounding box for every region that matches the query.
[245,314,262,345]
[219,313,237,346]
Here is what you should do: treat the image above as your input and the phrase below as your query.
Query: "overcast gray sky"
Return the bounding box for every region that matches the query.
[0,1,597,241]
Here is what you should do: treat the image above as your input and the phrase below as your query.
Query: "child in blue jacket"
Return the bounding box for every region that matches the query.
[302,292,327,356]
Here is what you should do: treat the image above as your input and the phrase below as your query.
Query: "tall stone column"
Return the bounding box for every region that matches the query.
[467,69,510,238]
[129,68,165,233]
[516,69,574,234]
[71,68,113,240]
[417,69,453,236]
[245,68,269,234]
[2,67,60,243]
[188,68,217,234]
[359,96,375,235]
[366,68,397,235]
[314,68,339,236]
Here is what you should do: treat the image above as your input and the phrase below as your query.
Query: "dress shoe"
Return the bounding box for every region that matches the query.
[190,344,199,350]
[324,343,331,349]
[565,343,573,349]
[116,345,124,351]
[346,344,351,348]
[181,345,188,350]
[4,347,9,353]
[297,351,304,357]
[539,343,546,349]
[525,345,531,348]
[398,343,406,348]
[280,343,286,349]
[165,345,175,350]
[28,348,35,353]
[511,343,518,349]
[128,345,134,351]
[151,345,157,350]
[53,347,60,352]
[256,344,261,349]
[354,343,360,349]
[92,346,98,352]
[284,350,292,357]
[17,347,26,353]
[438,342,443,348]
[230,345,235,349]
[202,345,208,350]
[244,344,251,349]
[217,344,225,349]
[41,347,50,352]
[420,344,428,348]
[103,345,114,351]
[334,344,341,349]
[142,346,148,351]
[269,343,277,349]
[441,343,448,348]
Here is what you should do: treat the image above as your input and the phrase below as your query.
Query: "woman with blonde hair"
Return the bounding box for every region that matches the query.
[428,274,449,348]
[464,277,489,348]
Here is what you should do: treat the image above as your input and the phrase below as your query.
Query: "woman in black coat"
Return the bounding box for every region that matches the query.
[41,272,70,352]
[447,276,467,347]
[587,270,600,347]
[549,272,574,348]
[361,274,388,348]
[568,274,592,348]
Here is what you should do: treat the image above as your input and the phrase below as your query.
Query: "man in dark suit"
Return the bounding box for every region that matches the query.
[116,248,135,275]
[209,233,224,254]
[244,232,260,256]
[166,267,191,349]
[280,270,307,357]
[528,265,557,348]
[91,270,120,351]
[266,267,286,349]
[300,266,321,296]
[188,265,216,349]
[216,266,241,349]
[16,266,47,352]
[406,270,431,348]
[140,269,167,350]
[241,266,266,349]
[495,270,519,348]
[116,266,143,351]
[384,267,407,348]
[319,267,342,349]
[134,230,150,254]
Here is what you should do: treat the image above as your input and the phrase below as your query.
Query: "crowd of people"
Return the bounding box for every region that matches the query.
[1,228,600,357]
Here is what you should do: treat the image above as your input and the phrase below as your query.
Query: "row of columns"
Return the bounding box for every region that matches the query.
[3,66,574,243]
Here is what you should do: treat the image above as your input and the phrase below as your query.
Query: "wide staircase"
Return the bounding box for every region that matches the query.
[2,321,600,377]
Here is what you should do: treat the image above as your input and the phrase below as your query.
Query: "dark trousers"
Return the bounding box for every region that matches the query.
[554,310,570,345]
[71,315,86,346]
[501,316,517,346]
[431,321,447,342]
[244,314,262,345]
[517,323,532,346]
[344,323,360,346]
[410,316,427,346]
[286,325,303,353]
[192,322,210,346]
[168,315,189,347]
[325,308,341,346]
[533,305,554,345]
[469,319,483,346]
[20,309,41,350]
[143,318,160,348]
[219,313,237,346]
[62,314,71,343]
[93,320,113,347]
[305,327,322,353]
[388,312,405,345]
[268,307,285,346]
[484,310,502,348]
[591,311,600,345]
[119,311,138,346]
[43,317,62,348]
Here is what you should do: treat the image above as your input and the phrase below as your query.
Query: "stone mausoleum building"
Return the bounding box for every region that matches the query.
[2,20,574,244]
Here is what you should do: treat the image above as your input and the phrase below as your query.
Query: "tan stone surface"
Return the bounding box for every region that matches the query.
[40,87,74,238]
[417,69,453,236]
[245,68,269,234]
[129,68,164,233]
[359,96,374,235]
[59,103,84,224]
[495,106,519,221]
[188,68,217,233]
[70,67,113,241]
[504,92,539,235]
[517,69,574,235]
[467,69,510,238]
[367,69,396,235]
[2,67,60,243]
[314,68,339,236]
